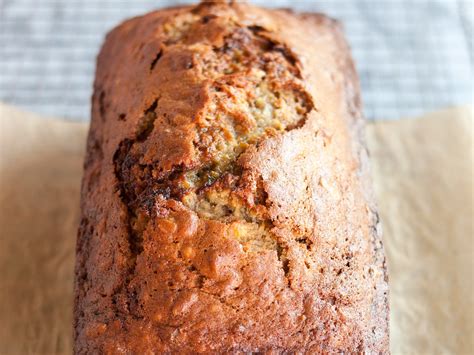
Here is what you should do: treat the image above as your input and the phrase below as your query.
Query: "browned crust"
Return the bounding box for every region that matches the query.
[74,2,389,353]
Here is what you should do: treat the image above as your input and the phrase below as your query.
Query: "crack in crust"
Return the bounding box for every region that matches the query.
[111,12,315,318]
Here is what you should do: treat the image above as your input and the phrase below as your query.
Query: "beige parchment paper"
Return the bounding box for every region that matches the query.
[0,103,472,354]
[367,106,474,354]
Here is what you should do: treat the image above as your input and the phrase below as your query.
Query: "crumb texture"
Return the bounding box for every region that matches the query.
[74,1,389,353]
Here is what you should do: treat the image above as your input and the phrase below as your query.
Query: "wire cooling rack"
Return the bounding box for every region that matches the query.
[0,0,472,121]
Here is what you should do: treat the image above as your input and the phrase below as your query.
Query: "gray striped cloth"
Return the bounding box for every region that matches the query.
[1,0,472,121]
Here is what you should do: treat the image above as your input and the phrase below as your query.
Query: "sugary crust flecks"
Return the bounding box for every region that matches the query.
[74,2,389,353]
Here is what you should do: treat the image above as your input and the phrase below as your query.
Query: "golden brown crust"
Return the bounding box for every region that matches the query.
[74,2,389,353]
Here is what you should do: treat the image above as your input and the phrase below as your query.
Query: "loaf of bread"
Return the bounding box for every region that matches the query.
[74,1,389,353]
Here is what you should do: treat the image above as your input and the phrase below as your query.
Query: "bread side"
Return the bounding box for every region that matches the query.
[74,2,389,353]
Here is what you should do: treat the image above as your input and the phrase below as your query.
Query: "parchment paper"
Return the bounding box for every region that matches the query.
[0,103,472,354]
[367,106,474,354]
[0,104,87,354]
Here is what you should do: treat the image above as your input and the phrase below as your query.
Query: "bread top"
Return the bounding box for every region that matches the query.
[75,1,389,353]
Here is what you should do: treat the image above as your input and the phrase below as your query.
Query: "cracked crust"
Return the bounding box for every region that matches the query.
[74,1,389,353]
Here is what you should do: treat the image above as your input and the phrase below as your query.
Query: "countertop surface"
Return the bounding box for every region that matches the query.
[0,0,472,121]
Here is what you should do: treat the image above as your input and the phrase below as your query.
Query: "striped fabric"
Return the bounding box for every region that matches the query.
[0,0,472,121]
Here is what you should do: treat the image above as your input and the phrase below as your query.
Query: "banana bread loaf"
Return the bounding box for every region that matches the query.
[74,1,389,353]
